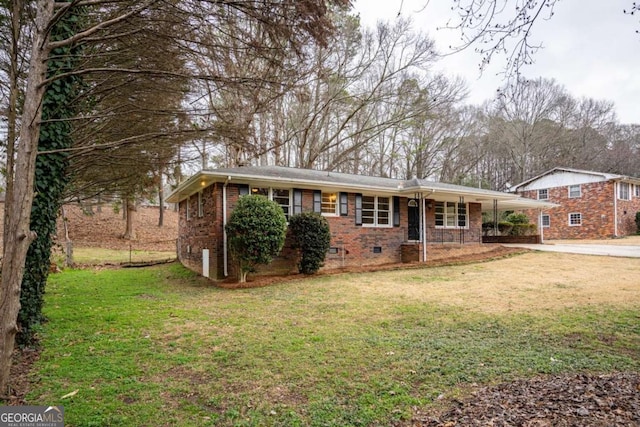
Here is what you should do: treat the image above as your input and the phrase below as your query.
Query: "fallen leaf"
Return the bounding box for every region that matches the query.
[61,389,79,399]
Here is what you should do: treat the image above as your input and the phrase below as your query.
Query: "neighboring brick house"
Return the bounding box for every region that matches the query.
[167,166,550,279]
[513,167,640,240]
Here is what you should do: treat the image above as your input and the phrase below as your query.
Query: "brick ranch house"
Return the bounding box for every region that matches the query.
[513,167,640,240]
[167,166,552,279]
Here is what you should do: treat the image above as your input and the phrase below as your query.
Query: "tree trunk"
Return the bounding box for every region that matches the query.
[158,176,164,227]
[60,206,73,267]
[0,0,53,396]
[3,0,23,258]
[123,198,137,240]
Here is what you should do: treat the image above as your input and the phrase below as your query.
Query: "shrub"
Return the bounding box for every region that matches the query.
[483,219,536,236]
[498,221,514,235]
[225,195,287,282]
[636,212,640,235]
[505,212,529,224]
[511,223,538,236]
[289,212,331,274]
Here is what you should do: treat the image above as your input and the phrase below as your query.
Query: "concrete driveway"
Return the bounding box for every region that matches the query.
[504,241,640,258]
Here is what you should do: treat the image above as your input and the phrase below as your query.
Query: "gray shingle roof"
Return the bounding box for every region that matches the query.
[203,166,515,198]
[168,165,556,210]
[205,166,402,189]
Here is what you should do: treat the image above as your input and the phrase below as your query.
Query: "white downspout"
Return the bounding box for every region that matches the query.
[613,181,618,237]
[539,209,544,243]
[223,176,231,277]
[422,194,427,262]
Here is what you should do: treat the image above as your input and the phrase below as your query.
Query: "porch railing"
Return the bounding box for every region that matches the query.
[424,227,482,244]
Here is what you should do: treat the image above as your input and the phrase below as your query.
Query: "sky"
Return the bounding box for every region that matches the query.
[353,0,639,124]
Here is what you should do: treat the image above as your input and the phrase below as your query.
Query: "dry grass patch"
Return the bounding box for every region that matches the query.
[345,252,640,314]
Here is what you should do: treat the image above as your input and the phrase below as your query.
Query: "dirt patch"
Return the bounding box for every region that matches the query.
[4,348,39,405]
[417,372,640,426]
[0,202,178,253]
[57,204,178,251]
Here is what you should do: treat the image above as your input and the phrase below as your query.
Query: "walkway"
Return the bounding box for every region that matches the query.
[504,242,640,258]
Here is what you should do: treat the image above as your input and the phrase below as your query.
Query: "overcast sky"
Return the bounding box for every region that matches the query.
[353,0,639,124]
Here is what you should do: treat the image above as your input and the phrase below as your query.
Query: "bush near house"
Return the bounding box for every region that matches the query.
[288,212,331,274]
[225,195,287,282]
[505,213,537,236]
[636,212,640,234]
[482,213,537,237]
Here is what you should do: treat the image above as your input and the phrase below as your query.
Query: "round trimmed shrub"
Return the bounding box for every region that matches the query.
[288,212,331,275]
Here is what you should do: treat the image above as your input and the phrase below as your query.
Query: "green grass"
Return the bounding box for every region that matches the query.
[25,263,640,426]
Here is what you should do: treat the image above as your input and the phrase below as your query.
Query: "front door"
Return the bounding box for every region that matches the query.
[408,199,420,241]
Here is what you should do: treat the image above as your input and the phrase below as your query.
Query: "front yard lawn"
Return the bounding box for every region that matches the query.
[26,252,640,426]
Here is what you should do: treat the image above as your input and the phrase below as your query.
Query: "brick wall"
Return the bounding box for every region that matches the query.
[323,192,407,269]
[517,181,640,240]
[177,184,485,279]
[177,183,221,276]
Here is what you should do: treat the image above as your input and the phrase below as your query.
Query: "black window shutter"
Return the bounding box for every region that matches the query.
[393,196,400,227]
[339,192,348,216]
[355,194,362,226]
[313,190,322,213]
[293,189,303,215]
[238,184,249,196]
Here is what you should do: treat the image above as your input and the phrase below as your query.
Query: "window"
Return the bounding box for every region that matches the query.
[434,202,468,228]
[272,189,291,219]
[446,202,456,227]
[541,214,550,228]
[569,213,582,226]
[250,187,291,219]
[636,185,640,198]
[618,182,630,200]
[538,189,548,200]
[362,196,391,227]
[197,191,204,217]
[568,185,581,198]
[321,192,338,215]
